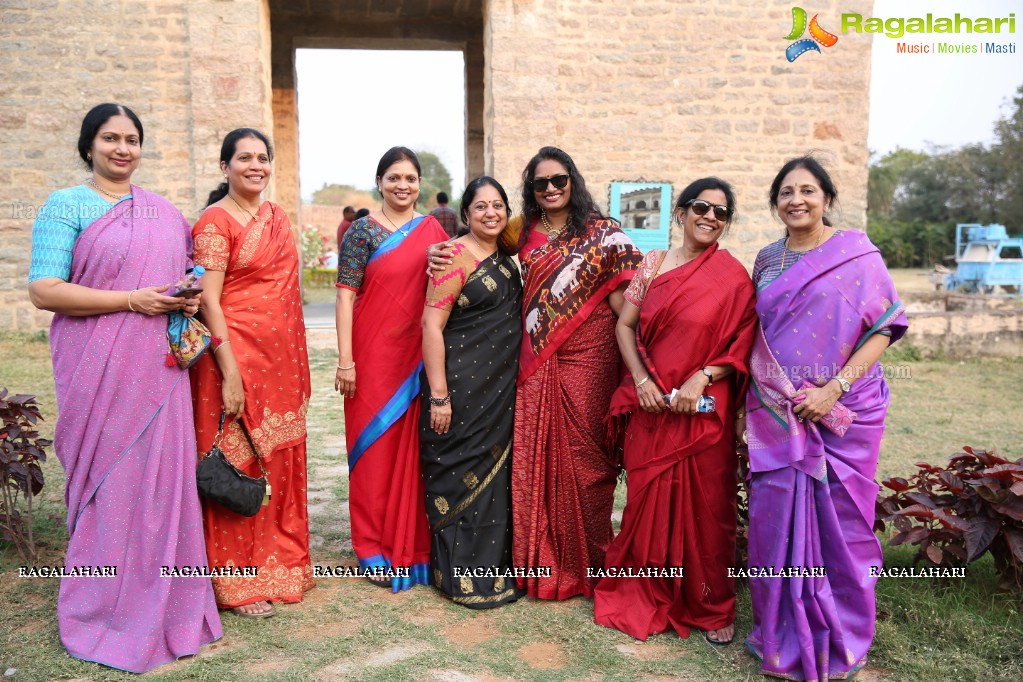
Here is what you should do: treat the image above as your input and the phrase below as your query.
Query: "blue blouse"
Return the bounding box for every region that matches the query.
[28,184,132,282]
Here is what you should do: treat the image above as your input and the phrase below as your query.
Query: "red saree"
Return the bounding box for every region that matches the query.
[190,202,314,607]
[512,216,642,600]
[340,215,448,590]
[593,244,756,639]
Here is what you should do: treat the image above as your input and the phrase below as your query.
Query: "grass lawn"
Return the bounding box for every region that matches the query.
[1,330,1021,681]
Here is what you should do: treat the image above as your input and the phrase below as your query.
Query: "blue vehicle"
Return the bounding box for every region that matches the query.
[943,224,1023,296]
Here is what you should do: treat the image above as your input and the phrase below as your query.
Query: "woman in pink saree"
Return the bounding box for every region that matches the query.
[745,157,907,681]
[28,103,221,673]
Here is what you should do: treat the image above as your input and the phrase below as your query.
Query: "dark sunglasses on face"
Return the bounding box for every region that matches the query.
[531,174,570,193]
[686,199,731,221]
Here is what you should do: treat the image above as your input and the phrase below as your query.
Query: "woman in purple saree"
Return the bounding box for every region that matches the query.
[744,157,907,681]
[28,104,221,673]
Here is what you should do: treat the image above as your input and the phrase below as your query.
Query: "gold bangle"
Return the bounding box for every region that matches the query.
[213,340,230,354]
[338,362,355,371]
[127,289,137,312]
[635,375,650,388]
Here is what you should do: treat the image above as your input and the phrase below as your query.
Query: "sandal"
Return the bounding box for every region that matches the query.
[704,626,734,646]
[230,601,275,618]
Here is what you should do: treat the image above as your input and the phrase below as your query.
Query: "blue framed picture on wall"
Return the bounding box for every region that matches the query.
[608,182,672,252]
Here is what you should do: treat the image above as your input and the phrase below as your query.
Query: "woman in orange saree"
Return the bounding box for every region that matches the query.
[190,129,313,618]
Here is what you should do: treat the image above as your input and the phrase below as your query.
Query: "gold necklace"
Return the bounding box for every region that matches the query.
[228,193,258,221]
[88,178,128,201]
[780,227,826,273]
[469,230,499,264]
[541,210,570,242]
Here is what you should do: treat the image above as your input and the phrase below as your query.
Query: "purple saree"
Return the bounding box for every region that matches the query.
[745,230,907,681]
[49,187,221,673]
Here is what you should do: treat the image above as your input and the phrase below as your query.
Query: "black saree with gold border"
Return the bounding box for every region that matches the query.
[418,252,525,608]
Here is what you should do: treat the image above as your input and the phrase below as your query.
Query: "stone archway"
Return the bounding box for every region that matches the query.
[267,0,486,224]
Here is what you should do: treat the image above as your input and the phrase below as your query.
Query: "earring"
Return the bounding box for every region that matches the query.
[86,153,92,161]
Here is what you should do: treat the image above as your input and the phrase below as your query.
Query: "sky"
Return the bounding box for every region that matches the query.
[295,1,1022,200]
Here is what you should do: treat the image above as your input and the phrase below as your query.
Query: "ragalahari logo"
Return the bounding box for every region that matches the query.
[784,7,839,61]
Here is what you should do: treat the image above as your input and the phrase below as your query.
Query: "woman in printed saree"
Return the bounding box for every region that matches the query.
[335,146,448,591]
[512,147,642,599]
[419,176,525,608]
[27,103,221,672]
[593,178,756,645]
[190,128,314,618]
[745,157,908,681]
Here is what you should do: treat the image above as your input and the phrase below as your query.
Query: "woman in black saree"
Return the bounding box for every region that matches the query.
[419,176,524,608]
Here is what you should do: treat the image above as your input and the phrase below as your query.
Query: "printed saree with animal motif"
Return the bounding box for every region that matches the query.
[511,215,642,600]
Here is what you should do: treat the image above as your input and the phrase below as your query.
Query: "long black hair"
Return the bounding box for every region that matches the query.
[768,155,838,229]
[78,103,144,168]
[205,128,274,207]
[674,176,737,234]
[519,146,603,243]
[460,175,519,255]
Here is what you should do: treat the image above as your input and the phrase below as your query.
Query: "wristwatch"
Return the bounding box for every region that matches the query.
[834,376,851,393]
[702,367,713,385]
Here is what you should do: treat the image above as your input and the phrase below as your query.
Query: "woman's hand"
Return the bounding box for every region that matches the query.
[430,402,452,434]
[426,240,456,275]
[131,284,189,316]
[222,371,245,417]
[335,366,356,399]
[636,378,665,413]
[181,293,201,318]
[792,382,841,422]
[669,372,709,415]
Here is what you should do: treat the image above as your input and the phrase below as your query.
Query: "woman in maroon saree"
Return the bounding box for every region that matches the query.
[593,178,756,644]
[511,147,642,599]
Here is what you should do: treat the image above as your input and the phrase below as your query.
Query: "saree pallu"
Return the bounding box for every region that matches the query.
[593,244,756,640]
[512,217,642,600]
[345,215,448,591]
[418,253,524,608]
[191,202,314,606]
[49,187,221,673]
[745,230,908,681]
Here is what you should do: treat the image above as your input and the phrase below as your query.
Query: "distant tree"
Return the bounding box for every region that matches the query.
[312,183,358,206]
[992,84,1023,228]
[416,151,454,212]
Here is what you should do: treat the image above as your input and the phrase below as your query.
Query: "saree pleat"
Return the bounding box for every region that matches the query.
[419,254,524,608]
[48,187,221,673]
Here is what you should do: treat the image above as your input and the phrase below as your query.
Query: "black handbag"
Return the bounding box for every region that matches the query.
[196,411,269,517]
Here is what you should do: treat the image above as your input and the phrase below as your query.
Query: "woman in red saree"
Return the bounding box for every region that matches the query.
[511,147,643,599]
[335,147,448,591]
[191,129,313,618]
[592,177,756,644]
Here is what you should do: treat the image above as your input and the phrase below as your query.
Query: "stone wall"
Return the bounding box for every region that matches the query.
[484,0,875,265]
[1,0,875,331]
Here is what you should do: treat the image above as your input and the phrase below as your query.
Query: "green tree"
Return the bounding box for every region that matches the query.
[415,151,455,212]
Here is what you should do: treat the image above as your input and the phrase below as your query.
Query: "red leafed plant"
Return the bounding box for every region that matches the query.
[0,388,50,562]
[875,446,1023,591]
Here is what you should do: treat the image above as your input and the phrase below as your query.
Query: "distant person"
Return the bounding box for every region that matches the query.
[430,191,460,238]
[337,205,355,246]
[354,207,370,220]
[323,249,339,269]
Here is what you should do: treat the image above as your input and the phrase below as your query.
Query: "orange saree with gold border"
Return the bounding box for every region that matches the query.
[190,202,314,607]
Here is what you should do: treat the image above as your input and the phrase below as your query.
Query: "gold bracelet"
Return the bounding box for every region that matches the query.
[213,340,231,354]
[338,362,355,371]
[127,289,137,312]
[635,375,650,388]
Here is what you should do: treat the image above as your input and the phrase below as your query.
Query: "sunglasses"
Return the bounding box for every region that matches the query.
[685,199,731,221]
[531,174,570,193]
